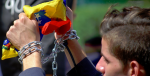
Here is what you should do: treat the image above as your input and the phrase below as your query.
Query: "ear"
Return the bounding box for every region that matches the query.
[129,61,145,76]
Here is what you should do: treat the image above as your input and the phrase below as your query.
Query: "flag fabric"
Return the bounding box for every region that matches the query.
[2,0,71,60]
[2,39,18,60]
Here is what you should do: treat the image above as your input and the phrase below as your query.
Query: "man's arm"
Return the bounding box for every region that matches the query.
[54,6,87,68]
[62,6,102,76]
[64,39,87,68]
[6,13,44,75]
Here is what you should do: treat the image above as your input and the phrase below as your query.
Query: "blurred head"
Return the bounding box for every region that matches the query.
[96,6,150,76]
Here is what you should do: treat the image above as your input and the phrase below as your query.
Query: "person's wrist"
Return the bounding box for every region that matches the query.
[22,51,42,70]
[22,45,41,58]
[18,41,44,64]
[20,39,39,50]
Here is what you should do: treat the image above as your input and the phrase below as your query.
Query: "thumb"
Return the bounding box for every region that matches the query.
[19,13,38,27]
[30,14,38,27]
[66,6,73,23]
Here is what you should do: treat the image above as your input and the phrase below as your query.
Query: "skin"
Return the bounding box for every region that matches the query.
[96,38,128,76]
[55,6,87,68]
[6,4,146,76]
[6,6,86,71]
[7,13,40,50]
[96,38,146,76]
[6,13,42,71]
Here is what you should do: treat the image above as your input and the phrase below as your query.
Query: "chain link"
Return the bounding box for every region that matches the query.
[41,42,65,64]
[52,46,58,76]
[41,30,79,76]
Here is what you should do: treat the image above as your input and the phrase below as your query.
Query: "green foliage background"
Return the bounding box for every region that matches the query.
[73,0,150,47]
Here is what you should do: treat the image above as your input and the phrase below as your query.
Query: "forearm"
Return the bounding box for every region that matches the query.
[23,52,42,71]
[21,43,43,71]
[64,39,87,68]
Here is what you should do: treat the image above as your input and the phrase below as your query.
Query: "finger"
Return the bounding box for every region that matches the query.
[13,20,17,25]
[31,14,38,26]
[66,6,73,18]
[19,13,27,23]
[66,6,72,12]
[19,12,36,20]
[8,25,15,32]
[66,6,73,16]
[31,14,36,20]
[6,25,15,38]
[19,13,26,19]
[13,20,19,27]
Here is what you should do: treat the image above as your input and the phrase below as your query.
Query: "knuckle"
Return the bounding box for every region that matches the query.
[19,13,26,19]
[6,31,11,38]
[19,13,23,18]
[20,16,25,23]
[8,26,15,32]
[6,26,15,39]
[13,20,20,27]
[13,20,18,25]
[9,26,14,31]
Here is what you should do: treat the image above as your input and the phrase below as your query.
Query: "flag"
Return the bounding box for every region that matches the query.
[2,0,71,60]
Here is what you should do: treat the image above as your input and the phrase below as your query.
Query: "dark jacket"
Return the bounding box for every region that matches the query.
[19,58,102,76]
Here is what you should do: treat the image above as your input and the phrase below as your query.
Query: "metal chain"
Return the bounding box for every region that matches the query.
[41,39,65,76]
[41,30,79,76]
[52,45,58,76]
[41,41,65,64]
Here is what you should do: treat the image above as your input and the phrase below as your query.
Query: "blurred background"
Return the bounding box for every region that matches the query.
[74,0,150,47]
[72,1,150,73]
[0,0,150,76]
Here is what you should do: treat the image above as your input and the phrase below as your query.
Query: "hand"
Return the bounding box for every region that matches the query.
[54,6,73,40]
[66,6,73,25]
[6,13,40,50]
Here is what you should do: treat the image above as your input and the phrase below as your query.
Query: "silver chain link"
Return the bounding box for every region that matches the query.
[41,30,79,64]
[52,45,58,76]
[41,41,65,64]
[41,30,80,76]
[42,39,65,76]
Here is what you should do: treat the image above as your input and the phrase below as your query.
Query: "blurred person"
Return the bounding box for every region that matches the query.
[84,36,101,66]
[6,4,150,76]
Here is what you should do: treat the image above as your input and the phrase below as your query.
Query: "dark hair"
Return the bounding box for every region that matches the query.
[100,6,150,76]
[100,6,150,35]
[103,26,150,76]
